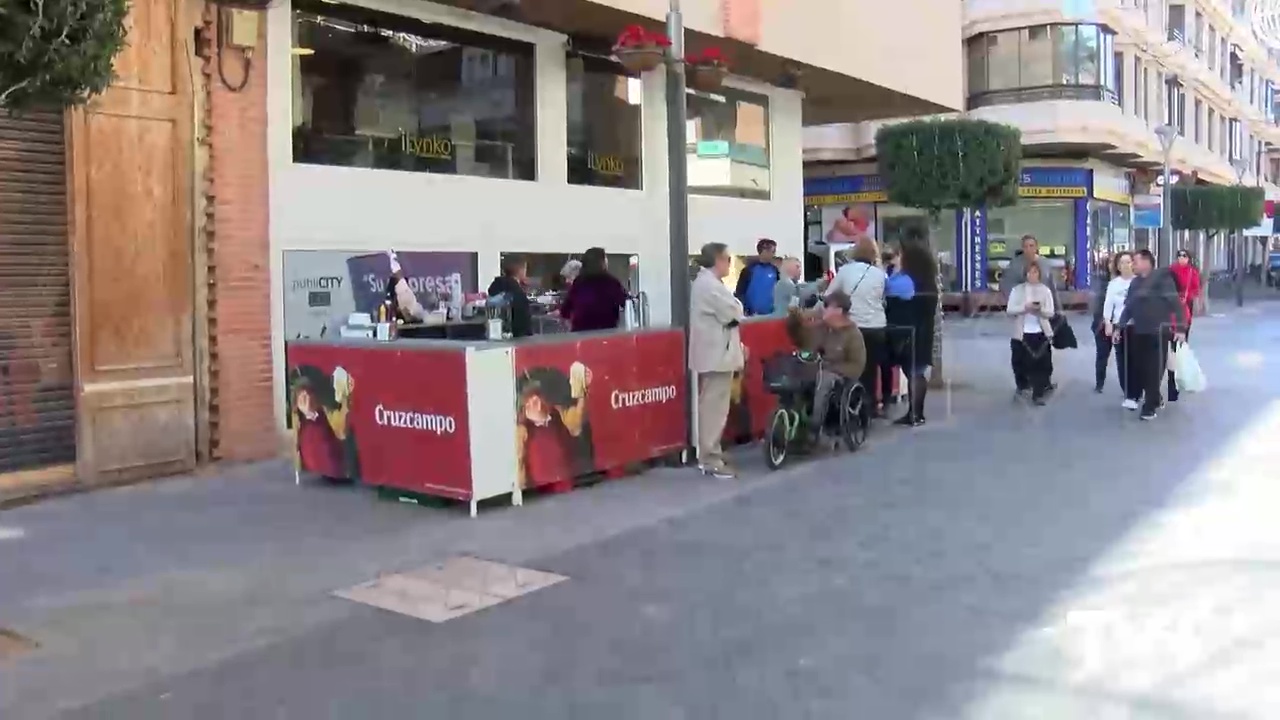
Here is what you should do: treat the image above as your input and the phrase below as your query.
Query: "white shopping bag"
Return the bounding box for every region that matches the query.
[1171,342,1207,393]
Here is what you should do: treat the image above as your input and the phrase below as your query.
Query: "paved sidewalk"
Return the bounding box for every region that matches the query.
[2,308,1278,719]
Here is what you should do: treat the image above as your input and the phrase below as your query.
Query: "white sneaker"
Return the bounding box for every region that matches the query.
[1122,399,1139,411]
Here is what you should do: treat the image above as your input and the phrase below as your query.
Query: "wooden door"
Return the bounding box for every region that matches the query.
[67,0,196,481]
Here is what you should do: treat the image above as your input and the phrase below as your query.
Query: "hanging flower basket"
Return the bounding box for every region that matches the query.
[685,48,729,91]
[614,47,666,74]
[613,25,670,74]
[688,63,728,91]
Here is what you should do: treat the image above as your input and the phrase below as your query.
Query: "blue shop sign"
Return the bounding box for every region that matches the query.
[804,174,888,205]
[969,208,987,291]
[1019,167,1090,199]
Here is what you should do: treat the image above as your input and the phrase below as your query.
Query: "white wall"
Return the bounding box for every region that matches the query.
[266,0,804,429]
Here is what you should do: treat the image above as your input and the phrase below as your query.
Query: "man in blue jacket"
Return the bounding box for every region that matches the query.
[734,238,779,316]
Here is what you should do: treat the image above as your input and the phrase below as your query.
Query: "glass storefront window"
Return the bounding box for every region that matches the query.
[876,205,960,292]
[987,201,1076,290]
[967,23,1118,108]
[686,87,770,200]
[1090,201,1132,286]
[567,55,642,189]
[291,0,537,180]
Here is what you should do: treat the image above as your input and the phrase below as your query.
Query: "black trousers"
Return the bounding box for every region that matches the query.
[1011,334,1053,399]
[858,327,887,417]
[882,326,912,403]
[1011,333,1053,392]
[1126,330,1169,414]
[1094,325,1127,394]
[1166,323,1190,402]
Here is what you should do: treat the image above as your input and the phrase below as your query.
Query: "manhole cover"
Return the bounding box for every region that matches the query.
[0,628,38,661]
[334,556,567,624]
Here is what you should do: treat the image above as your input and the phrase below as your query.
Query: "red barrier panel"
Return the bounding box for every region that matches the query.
[285,344,473,499]
[512,329,687,489]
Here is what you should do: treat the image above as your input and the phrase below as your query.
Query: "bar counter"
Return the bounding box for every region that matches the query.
[286,326,690,516]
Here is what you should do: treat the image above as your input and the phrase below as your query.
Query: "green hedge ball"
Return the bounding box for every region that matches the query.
[875,118,1023,213]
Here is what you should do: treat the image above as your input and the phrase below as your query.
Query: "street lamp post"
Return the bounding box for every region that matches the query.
[1233,157,1250,308]
[663,0,694,457]
[665,0,689,330]
[1154,124,1178,265]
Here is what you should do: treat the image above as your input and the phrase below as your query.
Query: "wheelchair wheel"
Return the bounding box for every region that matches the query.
[838,383,867,451]
[764,408,790,470]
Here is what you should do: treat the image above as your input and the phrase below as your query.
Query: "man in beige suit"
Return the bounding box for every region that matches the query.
[689,243,746,478]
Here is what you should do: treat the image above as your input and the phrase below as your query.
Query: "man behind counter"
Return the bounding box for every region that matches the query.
[488,255,534,338]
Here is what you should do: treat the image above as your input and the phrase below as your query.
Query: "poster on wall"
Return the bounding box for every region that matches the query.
[282,250,479,339]
[510,330,686,489]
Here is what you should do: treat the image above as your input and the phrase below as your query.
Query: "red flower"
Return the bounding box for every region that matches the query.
[614,25,670,50]
[685,47,727,66]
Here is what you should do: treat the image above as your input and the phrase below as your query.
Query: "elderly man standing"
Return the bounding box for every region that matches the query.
[770,256,814,315]
[690,242,745,479]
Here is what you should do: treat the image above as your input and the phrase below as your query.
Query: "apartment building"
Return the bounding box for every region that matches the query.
[804,0,1280,306]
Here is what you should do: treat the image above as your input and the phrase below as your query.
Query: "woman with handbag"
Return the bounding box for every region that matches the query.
[1007,262,1056,405]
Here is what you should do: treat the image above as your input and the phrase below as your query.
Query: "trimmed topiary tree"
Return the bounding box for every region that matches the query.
[876,118,1023,384]
[876,118,1023,213]
[1169,185,1265,232]
[1170,184,1265,308]
[0,0,130,111]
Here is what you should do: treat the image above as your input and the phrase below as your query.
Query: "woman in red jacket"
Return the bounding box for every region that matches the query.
[1167,249,1202,403]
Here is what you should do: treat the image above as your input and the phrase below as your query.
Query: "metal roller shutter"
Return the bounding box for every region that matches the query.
[0,111,76,473]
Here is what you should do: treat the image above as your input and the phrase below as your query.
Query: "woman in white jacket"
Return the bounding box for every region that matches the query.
[1096,251,1134,398]
[1007,262,1056,405]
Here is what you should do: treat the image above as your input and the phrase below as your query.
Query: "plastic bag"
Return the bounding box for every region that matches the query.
[1171,342,1207,393]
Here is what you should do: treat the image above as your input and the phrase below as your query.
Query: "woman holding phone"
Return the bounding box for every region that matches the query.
[1006,262,1056,405]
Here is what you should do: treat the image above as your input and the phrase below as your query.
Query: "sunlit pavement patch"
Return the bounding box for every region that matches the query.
[0,526,25,541]
[1234,351,1265,369]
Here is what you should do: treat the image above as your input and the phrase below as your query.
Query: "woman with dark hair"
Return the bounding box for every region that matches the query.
[891,234,938,426]
[488,255,533,337]
[1095,251,1134,395]
[560,247,629,332]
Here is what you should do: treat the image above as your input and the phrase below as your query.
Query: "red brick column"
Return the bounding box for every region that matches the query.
[200,7,277,461]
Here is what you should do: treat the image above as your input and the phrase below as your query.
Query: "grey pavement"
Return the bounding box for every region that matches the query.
[3,307,1280,719]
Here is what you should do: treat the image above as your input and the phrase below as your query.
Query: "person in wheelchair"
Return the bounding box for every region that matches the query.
[785,291,867,443]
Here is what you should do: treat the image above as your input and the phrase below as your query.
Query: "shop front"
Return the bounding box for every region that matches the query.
[803,174,961,300]
[804,164,1132,310]
[0,112,76,488]
[268,0,808,431]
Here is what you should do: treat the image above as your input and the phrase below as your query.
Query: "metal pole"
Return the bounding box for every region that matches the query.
[666,1,689,328]
[1161,158,1172,265]
[1236,231,1245,307]
[665,0,695,459]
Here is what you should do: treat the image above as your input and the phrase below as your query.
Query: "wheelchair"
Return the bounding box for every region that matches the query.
[761,352,868,471]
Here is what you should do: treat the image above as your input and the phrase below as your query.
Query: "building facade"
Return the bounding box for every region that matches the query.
[805,0,1280,306]
[0,0,962,498]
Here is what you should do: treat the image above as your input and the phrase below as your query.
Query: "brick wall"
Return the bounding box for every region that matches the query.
[200,7,277,461]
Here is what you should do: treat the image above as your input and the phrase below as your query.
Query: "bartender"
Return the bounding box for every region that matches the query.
[488,255,533,338]
[385,250,430,322]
